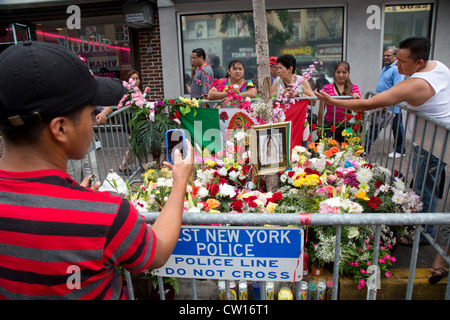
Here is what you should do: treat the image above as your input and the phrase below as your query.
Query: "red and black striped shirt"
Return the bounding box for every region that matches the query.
[0,169,155,299]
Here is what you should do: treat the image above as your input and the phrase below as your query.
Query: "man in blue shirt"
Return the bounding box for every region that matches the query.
[376,46,406,158]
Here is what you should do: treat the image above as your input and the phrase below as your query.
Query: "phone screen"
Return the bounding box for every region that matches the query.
[166,130,185,164]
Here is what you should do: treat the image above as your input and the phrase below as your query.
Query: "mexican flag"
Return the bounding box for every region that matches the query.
[176,107,258,154]
[176,107,222,154]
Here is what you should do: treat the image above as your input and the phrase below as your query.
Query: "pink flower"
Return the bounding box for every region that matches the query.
[360,269,366,274]
[378,258,386,264]
[390,256,397,262]
[357,279,366,290]
[385,272,392,278]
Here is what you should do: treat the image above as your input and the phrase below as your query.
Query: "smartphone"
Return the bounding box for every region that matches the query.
[165,129,187,165]
[87,174,96,188]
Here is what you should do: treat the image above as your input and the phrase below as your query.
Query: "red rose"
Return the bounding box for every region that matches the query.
[331,126,336,132]
[345,114,352,121]
[248,200,258,208]
[169,99,174,104]
[209,183,219,197]
[287,170,295,178]
[219,177,228,185]
[355,113,363,121]
[352,123,360,131]
[272,192,283,201]
[231,200,243,212]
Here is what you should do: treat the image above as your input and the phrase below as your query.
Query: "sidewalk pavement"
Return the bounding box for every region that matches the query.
[338,243,448,300]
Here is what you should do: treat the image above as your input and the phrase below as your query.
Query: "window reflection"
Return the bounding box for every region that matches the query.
[181,8,345,95]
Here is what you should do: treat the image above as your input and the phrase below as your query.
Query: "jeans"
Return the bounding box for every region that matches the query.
[412,145,446,235]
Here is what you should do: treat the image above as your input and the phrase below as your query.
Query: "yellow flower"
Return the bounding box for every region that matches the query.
[266,202,278,213]
[204,159,216,168]
[355,190,370,200]
[299,155,307,165]
[210,209,220,213]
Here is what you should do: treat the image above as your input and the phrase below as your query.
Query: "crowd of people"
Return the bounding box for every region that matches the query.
[0,35,448,299]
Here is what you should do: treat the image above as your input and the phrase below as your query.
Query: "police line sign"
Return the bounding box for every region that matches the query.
[155,226,304,282]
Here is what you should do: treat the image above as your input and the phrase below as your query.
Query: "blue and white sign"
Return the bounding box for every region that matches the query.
[155,226,304,282]
[125,13,144,23]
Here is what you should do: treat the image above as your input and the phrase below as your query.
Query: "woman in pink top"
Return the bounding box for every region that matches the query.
[318,61,361,142]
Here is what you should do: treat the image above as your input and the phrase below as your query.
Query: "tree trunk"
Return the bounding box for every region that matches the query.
[252,0,279,192]
[252,0,272,110]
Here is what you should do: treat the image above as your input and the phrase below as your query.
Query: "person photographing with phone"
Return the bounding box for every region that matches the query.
[0,41,194,299]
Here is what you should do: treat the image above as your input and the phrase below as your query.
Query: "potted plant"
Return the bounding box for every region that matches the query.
[117,80,183,161]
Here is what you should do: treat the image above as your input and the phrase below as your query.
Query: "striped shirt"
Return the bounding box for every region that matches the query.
[0,169,155,299]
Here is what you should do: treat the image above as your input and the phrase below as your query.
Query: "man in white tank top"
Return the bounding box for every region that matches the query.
[315,36,449,283]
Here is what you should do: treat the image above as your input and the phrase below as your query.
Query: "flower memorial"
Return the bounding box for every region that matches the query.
[125,110,423,290]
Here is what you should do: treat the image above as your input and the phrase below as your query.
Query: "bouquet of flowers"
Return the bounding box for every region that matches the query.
[127,114,422,290]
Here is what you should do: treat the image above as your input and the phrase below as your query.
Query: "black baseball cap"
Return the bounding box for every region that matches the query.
[0,41,125,127]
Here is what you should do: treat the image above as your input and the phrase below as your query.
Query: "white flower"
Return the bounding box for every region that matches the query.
[356,166,373,184]
[234,131,246,142]
[228,170,238,181]
[164,178,173,188]
[346,226,360,239]
[156,178,166,187]
[197,187,209,198]
[218,183,236,198]
[218,166,227,176]
[393,178,405,191]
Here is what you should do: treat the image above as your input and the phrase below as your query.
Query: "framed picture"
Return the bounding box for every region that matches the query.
[250,121,291,175]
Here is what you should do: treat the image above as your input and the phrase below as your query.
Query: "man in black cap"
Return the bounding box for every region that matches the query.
[0,41,193,299]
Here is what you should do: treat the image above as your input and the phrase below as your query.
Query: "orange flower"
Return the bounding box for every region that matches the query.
[324,150,333,158]
[206,198,220,209]
[328,138,339,146]
[341,142,349,149]
[308,142,316,149]
[330,146,340,154]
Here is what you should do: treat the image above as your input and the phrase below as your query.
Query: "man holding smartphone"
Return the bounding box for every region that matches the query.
[0,41,194,299]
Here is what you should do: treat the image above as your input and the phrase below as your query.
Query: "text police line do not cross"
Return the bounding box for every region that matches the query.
[155,226,304,282]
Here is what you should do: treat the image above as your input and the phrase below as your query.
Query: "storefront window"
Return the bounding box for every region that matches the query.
[180,7,344,94]
[33,15,132,80]
[384,4,433,47]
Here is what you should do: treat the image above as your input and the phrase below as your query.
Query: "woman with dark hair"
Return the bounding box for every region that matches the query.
[317,61,361,143]
[272,54,314,149]
[207,59,257,107]
[119,70,142,175]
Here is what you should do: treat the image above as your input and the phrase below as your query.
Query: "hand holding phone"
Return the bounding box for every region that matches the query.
[165,129,187,165]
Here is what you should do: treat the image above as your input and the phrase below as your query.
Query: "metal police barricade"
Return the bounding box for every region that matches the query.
[67,105,143,185]
[83,93,449,300]
[137,212,450,300]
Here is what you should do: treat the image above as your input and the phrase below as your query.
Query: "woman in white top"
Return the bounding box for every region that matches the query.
[271,54,314,149]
